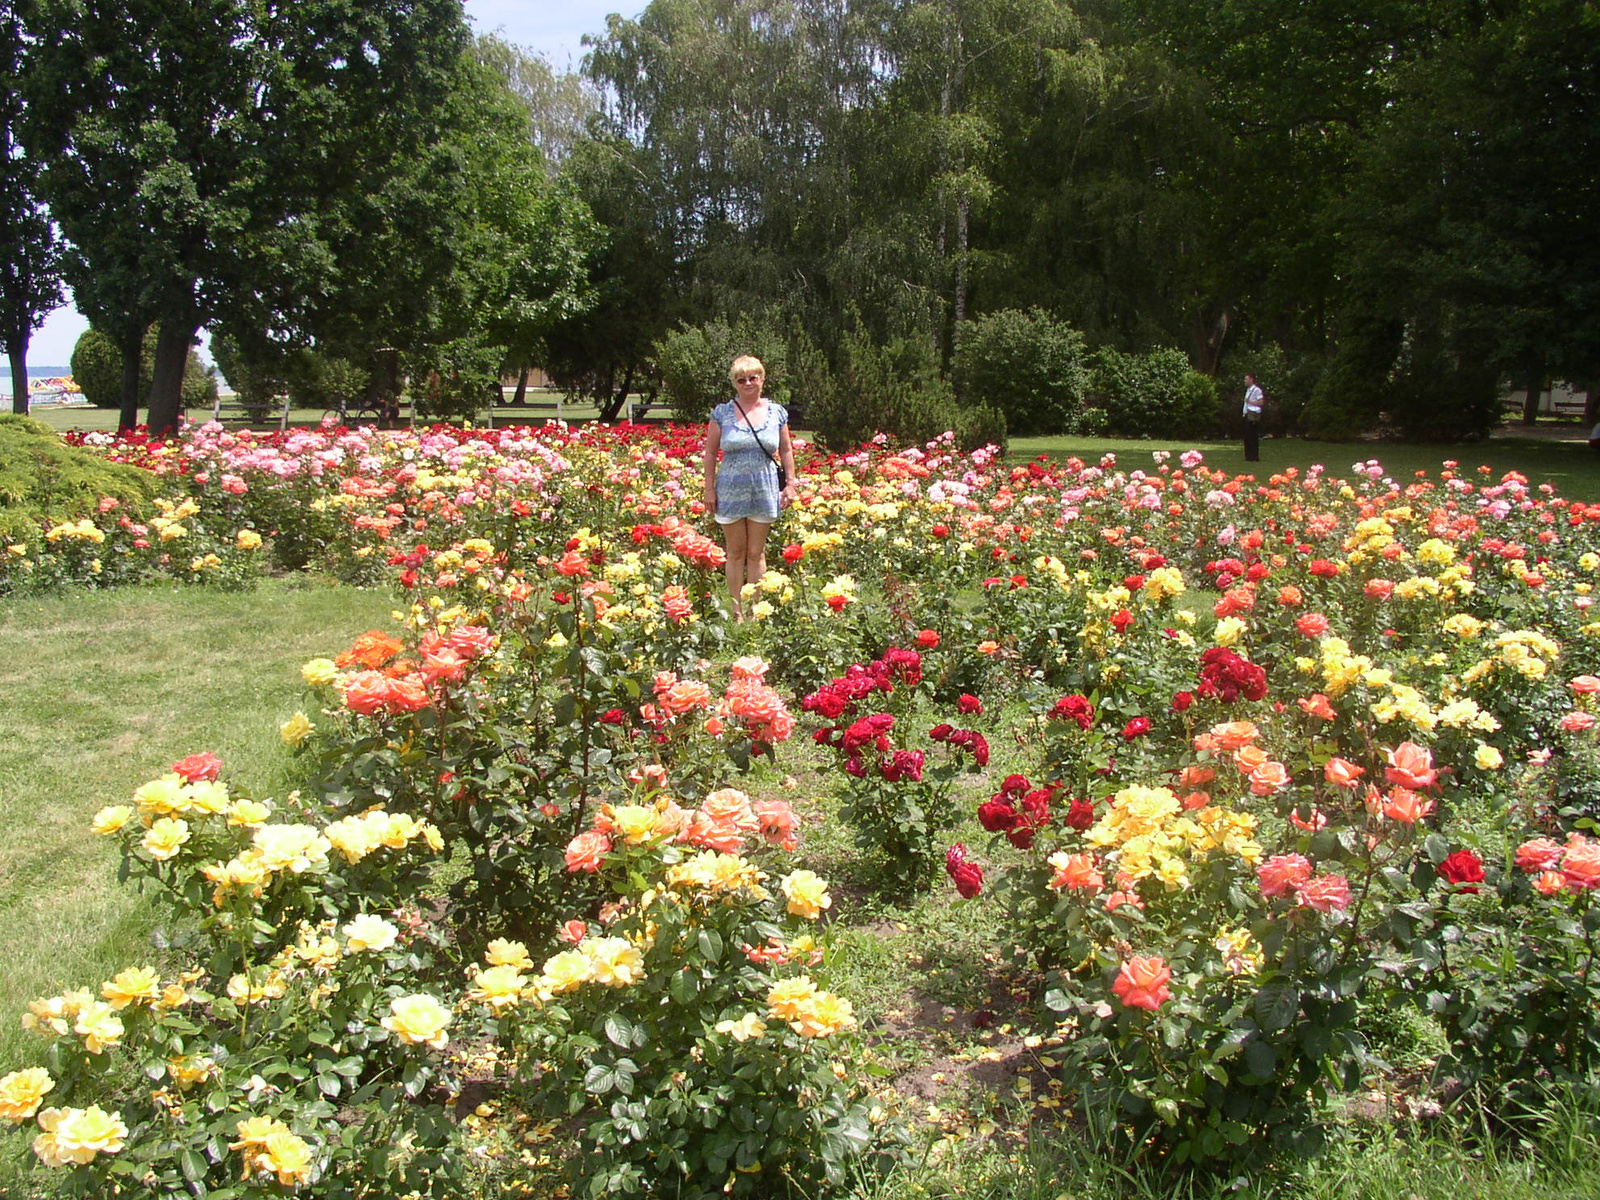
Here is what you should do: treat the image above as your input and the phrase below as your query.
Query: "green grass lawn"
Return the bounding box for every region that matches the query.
[1008,431,1600,501]
[1,581,1597,1199]
[0,579,396,1073]
[19,388,636,435]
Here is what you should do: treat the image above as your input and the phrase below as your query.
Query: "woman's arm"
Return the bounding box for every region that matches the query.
[702,419,722,515]
[778,423,797,502]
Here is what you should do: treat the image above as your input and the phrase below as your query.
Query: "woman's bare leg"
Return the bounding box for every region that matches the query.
[743,519,773,599]
[722,520,750,620]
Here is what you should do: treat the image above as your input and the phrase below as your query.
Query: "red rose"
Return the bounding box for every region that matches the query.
[1172,691,1194,712]
[1438,849,1485,893]
[1121,717,1151,741]
[172,752,222,783]
[957,693,983,714]
[781,544,804,563]
[1064,797,1096,831]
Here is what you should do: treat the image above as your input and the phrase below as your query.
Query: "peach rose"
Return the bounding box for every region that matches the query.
[1257,853,1313,898]
[1248,760,1291,796]
[1295,873,1351,912]
[1296,693,1336,720]
[1209,721,1260,752]
[1383,742,1438,790]
[564,830,611,873]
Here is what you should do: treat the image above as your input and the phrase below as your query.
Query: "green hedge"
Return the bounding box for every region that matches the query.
[0,415,165,543]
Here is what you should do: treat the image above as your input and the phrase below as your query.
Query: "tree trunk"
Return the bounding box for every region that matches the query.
[512,363,529,405]
[600,365,633,423]
[146,317,197,437]
[1191,307,1233,375]
[954,194,968,330]
[118,327,142,432]
[1520,367,1544,425]
[7,342,27,415]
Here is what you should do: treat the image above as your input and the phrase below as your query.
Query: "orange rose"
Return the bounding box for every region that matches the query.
[1562,835,1600,890]
[1296,693,1336,720]
[1047,853,1105,893]
[1111,956,1172,1010]
[1323,757,1365,788]
[1234,745,1270,774]
[1178,765,1215,789]
[1515,837,1564,873]
[342,671,392,716]
[1382,787,1435,824]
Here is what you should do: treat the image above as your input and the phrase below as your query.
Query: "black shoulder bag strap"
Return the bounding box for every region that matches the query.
[735,401,787,489]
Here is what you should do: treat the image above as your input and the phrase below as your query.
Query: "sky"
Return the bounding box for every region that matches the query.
[25,0,635,368]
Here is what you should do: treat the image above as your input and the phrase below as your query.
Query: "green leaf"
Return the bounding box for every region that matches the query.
[1254,981,1300,1032]
[604,1015,634,1048]
[697,927,724,963]
[179,1149,208,1183]
[1242,1038,1277,1080]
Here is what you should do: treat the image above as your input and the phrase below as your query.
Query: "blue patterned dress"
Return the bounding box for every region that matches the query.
[711,400,788,524]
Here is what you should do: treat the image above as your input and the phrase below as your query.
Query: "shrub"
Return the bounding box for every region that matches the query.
[655,318,790,424]
[70,327,218,413]
[1093,347,1218,438]
[0,415,164,545]
[809,327,986,451]
[407,337,503,421]
[952,308,1092,436]
[68,328,128,410]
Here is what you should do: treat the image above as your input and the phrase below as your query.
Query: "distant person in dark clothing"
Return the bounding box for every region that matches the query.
[1241,374,1264,462]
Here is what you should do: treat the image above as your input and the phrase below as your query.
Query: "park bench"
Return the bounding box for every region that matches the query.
[210,392,292,430]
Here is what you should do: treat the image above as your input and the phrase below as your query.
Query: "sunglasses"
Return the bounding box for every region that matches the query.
[735,375,762,384]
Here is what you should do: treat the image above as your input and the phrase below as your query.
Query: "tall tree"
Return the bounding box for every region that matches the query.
[0,0,61,416]
[475,34,598,169]
[22,0,470,434]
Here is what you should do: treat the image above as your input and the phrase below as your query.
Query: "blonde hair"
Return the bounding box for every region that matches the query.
[729,355,765,386]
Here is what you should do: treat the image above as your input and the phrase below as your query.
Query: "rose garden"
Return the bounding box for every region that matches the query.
[2,415,1599,1199]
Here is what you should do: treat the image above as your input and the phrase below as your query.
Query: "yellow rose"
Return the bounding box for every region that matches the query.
[0,1067,54,1122]
[341,914,399,954]
[780,870,832,920]
[300,658,339,687]
[1474,744,1504,770]
[73,1003,124,1054]
[1213,616,1246,647]
[235,529,263,550]
[33,1105,127,1165]
[167,1056,215,1089]
[141,818,191,861]
[228,799,273,828]
[538,949,593,994]
[133,776,188,817]
[467,965,527,1011]
[485,939,533,971]
[582,937,644,987]
[279,711,315,747]
[382,994,451,1048]
[226,970,286,1006]
[259,1129,314,1186]
[713,1013,768,1043]
[100,967,161,1010]
[251,824,330,874]
[90,805,133,836]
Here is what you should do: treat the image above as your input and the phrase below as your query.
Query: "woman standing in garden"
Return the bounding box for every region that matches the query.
[702,355,797,621]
